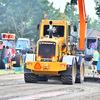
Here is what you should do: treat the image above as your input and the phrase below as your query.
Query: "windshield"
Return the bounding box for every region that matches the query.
[44,25,64,37]
[15,40,29,48]
[3,40,14,48]
[86,39,96,49]
[0,41,3,44]
[85,38,97,55]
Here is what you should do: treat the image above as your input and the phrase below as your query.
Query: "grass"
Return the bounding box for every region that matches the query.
[0,67,24,75]
[0,68,92,75]
[85,69,92,71]
[0,70,23,75]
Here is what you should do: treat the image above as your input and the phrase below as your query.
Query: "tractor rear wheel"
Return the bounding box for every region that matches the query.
[13,53,22,67]
[61,61,76,85]
[76,59,85,83]
[24,73,38,83]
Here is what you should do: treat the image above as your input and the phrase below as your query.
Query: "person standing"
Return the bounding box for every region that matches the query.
[22,47,27,63]
[5,46,11,70]
[97,51,100,71]
[91,48,99,74]
[27,47,33,54]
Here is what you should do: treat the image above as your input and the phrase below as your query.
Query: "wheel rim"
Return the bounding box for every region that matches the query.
[73,64,75,78]
[81,64,84,77]
[20,57,22,66]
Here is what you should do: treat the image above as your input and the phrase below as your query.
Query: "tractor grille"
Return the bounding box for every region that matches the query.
[38,42,56,58]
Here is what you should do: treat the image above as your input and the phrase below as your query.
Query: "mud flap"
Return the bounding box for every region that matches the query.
[24,64,32,73]
[24,54,35,73]
[60,56,75,75]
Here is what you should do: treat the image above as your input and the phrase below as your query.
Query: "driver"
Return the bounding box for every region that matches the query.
[89,42,96,53]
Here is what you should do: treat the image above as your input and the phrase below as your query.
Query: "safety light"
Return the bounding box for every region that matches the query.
[60,64,65,67]
[38,55,41,59]
[52,56,55,60]
[67,65,70,67]
[28,63,32,65]
[62,15,65,19]
[44,14,47,18]
[71,0,77,5]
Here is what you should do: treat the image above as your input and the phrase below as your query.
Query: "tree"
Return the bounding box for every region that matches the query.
[94,0,100,17]
[0,0,62,39]
[64,2,79,27]
[27,0,62,39]
[64,2,77,18]
[0,0,41,37]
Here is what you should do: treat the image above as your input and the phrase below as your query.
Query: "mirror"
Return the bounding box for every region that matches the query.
[37,24,40,30]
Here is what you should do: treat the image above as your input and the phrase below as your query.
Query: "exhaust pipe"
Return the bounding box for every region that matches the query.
[47,21,53,38]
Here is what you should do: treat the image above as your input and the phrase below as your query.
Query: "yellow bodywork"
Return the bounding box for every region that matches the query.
[26,19,72,75]
[27,61,67,75]
[37,20,71,62]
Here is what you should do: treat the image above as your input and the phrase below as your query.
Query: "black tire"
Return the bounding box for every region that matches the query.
[1,48,6,69]
[13,53,22,67]
[24,73,38,83]
[61,61,76,85]
[38,75,48,82]
[76,59,85,83]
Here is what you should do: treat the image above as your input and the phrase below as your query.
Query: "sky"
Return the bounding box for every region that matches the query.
[48,0,98,19]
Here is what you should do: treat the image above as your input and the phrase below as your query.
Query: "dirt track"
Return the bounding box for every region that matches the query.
[0,73,100,100]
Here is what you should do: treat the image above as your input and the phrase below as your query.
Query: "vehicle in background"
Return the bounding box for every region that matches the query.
[0,33,22,69]
[15,38,30,53]
[84,37,100,74]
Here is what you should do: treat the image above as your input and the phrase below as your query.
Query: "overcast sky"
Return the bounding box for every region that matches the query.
[48,0,98,19]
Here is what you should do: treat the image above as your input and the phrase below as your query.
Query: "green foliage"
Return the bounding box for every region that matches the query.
[64,1,100,31]
[0,0,62,39]
[64,2,78,26]
[94,0,100,16]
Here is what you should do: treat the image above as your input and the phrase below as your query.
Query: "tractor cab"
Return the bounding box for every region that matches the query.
[38,15,71,45]
[43,24,64,37]
[84,37,100,60]
[15,38,30,53]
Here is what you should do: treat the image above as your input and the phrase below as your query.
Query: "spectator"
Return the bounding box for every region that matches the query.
[91,48,99,74]
[89,42,96,53]
[22,47,27,62]
[5,46,11,70]
[97,51,100,71]
[27,47,33,54]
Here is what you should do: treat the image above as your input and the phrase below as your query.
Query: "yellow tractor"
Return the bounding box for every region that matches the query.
[24,14,85,84]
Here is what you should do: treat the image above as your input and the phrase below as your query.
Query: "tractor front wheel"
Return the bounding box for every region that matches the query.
[24,73,38,83]
[61,60,76,85]
[76,59,85,83]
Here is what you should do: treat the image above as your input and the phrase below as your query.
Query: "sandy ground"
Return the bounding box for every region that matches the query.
[0,72,100,100]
